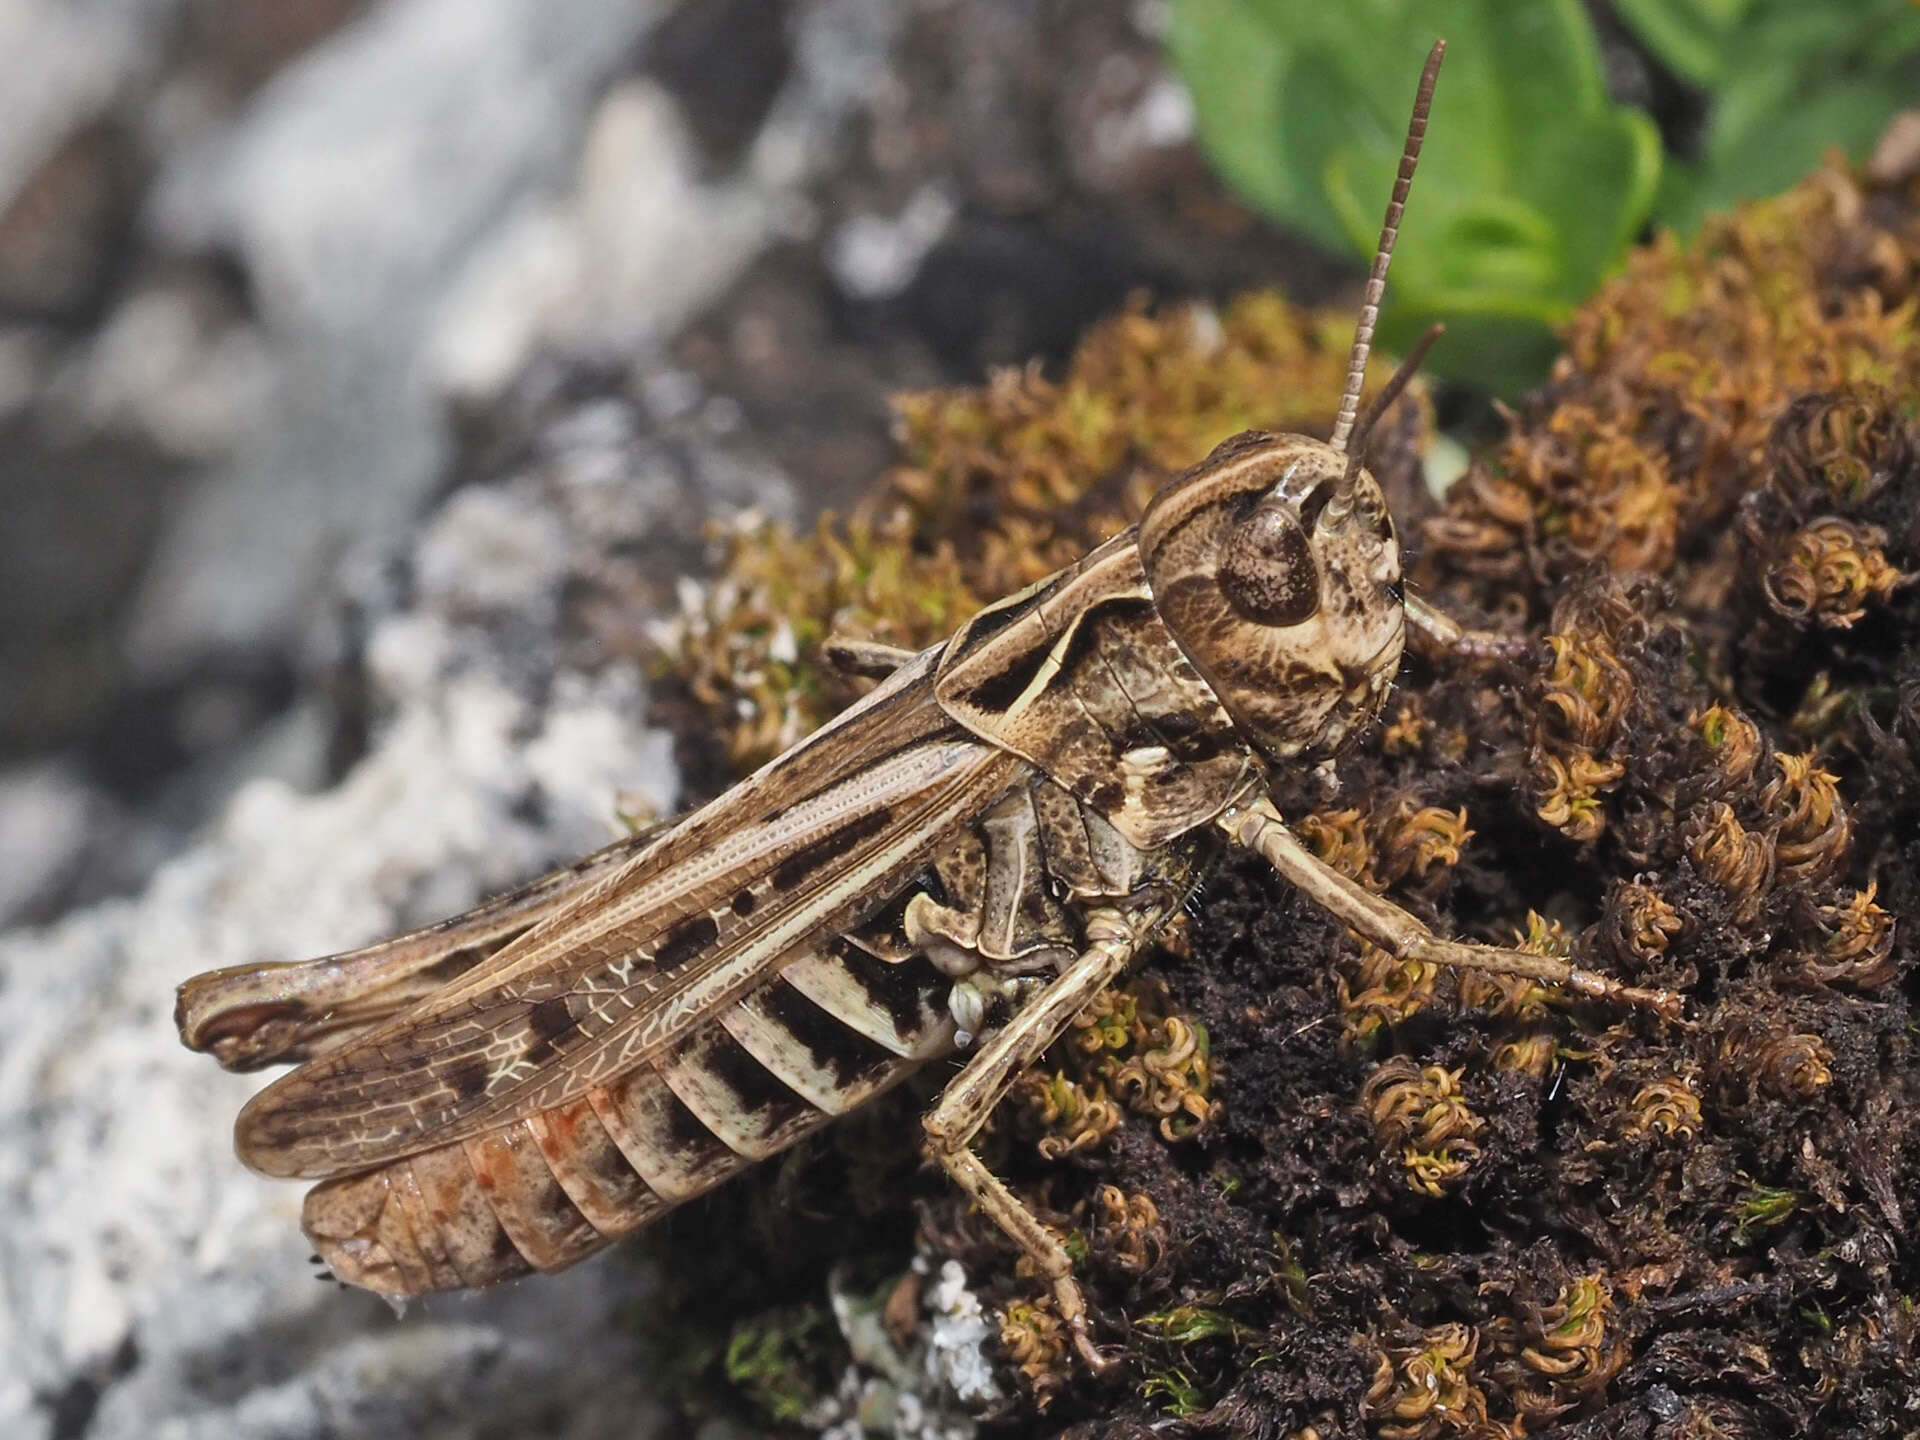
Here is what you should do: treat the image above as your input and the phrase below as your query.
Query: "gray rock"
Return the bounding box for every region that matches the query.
[0,661,679,1436]
[0,0,177,212]
[0,406,698,1436]
[0,760,96,928]
[126,0,903,692]
[128,0,671,679]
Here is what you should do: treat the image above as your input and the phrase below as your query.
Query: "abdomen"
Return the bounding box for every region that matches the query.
[302,936,957,1294]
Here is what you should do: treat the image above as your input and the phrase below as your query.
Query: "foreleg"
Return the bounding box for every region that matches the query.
[1404,593,1528,663]
[1222,797,1684,1019]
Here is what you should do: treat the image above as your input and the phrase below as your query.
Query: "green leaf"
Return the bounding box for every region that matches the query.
[1609,0,1756,86]
[1166,0,1353,252]
[1169,0,1663,394]
[1624,0,1920,233]
[1657,80,1919,234]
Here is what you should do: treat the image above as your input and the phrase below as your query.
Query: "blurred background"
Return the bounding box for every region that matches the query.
[2,1,1916,1436]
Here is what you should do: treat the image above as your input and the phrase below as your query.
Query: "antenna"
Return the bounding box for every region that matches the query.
[1341,321,1445,492]
[1327,39,1445,466]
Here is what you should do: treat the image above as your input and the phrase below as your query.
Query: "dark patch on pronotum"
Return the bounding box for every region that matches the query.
[655,914,721,972]
[959,583,1046,648]
[730,888,758,917]
[953,629,1057,713]
[760,980,895,1085]
[693,1029,812,1120]
[1053,595,1160,692]
[770,807,895,890]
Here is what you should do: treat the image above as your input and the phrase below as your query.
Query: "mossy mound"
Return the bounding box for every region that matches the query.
[649,159,1920,1437]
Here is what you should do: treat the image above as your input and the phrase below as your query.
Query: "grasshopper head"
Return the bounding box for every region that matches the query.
[1138,432,1404,762]
[1136,38,1444,765]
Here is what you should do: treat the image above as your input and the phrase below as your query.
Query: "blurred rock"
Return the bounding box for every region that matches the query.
[426,79,776,404]
[130,0,669,680]
[0,121,138,320]
[0,0,174,221]
[646,0,791,170]
[0,391,688,1439]
[0,760,95,927]
[77,266,275,463]
[0,420,179,756]
[173,0,373,100]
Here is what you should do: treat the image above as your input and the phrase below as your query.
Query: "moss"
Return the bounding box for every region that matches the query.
[722,1303,840,1425]
[647,156,1920,1437]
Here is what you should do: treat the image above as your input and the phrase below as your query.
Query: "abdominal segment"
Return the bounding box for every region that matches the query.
[301,939,957,1294]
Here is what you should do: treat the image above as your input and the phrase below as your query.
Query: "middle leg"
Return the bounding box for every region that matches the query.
[922,904,1151,1371]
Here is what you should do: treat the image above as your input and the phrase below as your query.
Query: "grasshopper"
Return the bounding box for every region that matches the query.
[176,41,1677,1372]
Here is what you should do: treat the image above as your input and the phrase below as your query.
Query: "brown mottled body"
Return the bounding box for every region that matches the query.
[299,922,956,1293]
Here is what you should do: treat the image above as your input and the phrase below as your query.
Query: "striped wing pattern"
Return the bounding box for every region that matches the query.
[234,648,1022,1181]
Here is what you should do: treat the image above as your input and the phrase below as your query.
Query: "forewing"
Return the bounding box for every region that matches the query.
[235,651,1021,1180]
[176,819,673,1071]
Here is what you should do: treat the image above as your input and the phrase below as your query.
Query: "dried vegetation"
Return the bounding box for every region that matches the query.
[646,157,1920,1437]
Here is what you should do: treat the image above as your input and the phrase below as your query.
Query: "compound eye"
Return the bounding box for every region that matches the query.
[1219,503,1320,626]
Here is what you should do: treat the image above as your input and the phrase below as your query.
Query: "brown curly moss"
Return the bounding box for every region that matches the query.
[884,294,1425,592]
[1596,878,1685,974]
[1425,167,1920,604]
[1294,800,1476,1049]
[1620,1076,1704,1141]
[1456,912,1570,1025]
[642,156,1920,1436]
[1007,1067,1126,1160]
[1492,1275,1626,1428]
[1365,1324,1488,1440]
[660,512,979,771]
[1795,883,1895,989]
[1012,976,1223,1151]
[1762,515,1904,628]
[1001,1298,1069,1406]
[1361,1058,1486,1199]
[1338,939,1441,1050]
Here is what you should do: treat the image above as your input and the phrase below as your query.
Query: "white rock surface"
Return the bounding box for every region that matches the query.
[124,0,903,691]
[0,0,177,210]
[0,434,689,1436]
[0,672,678,1438]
